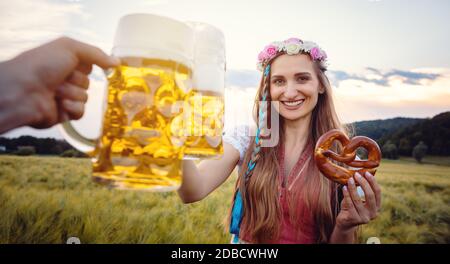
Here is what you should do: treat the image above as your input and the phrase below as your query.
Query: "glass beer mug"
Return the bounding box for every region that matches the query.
[178,22,225,159]
[59,14,194,191]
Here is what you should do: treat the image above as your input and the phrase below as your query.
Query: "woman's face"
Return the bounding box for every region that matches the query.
[269,54,323,121]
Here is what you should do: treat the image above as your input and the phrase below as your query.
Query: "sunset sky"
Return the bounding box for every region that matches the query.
[1,0,449,139]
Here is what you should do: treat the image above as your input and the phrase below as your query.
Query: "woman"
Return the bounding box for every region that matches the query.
[178,37,381,244]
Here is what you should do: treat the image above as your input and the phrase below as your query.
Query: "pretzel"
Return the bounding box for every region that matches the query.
[314,129,381,185]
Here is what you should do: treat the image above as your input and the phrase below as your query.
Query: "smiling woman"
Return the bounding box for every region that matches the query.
[228,38,369,244]
[178,37,382,244]
[270,55,325,121]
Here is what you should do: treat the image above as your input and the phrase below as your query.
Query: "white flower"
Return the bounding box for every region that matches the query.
[271,41,285,52]
[285,43,302,55]
[301,41,317,52]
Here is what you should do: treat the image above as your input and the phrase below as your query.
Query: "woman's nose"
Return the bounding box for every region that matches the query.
[283,82,298,98]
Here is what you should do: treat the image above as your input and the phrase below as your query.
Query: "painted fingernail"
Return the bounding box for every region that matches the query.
[365,171,373,178]
[355,173,362,180]
[343,186,348,192]
[348,177,355,185]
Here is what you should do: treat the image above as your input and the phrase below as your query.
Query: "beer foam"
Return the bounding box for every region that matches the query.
[187,21,225,57]
[187,21,225,93]
[113,13,194,68]
[193,64,225,92]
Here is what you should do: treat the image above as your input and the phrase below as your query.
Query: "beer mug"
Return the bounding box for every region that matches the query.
[178,22,225,159]
[59,14,194,191]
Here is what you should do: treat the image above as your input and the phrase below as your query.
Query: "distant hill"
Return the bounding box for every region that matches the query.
[351,117,424,142]
[379,111,450,156]
[351,111,450,156]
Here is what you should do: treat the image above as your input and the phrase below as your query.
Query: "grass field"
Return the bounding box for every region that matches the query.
[0,155,449,244]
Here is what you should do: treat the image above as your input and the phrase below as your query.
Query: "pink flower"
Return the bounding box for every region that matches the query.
[310,47,322,60]
[258,51,267,62]
[264,45,278,58]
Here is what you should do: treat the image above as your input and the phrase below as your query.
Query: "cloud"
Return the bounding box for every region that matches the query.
[223,70,262,129]
[225,67,450,125]
[327,67,442,87]
[384,69,440,85]
[226,69,260,88]
[332,67,450,123]
[0,0,94,60]
[226,67,444,91]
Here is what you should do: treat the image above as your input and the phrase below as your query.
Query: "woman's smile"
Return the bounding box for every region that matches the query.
[280,98,305,110]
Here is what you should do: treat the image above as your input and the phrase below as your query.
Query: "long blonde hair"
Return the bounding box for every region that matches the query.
[233,52,353,243]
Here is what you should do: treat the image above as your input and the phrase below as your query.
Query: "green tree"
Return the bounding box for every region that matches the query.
[14,146,36,156]
[431,139,444,155]
[398,137,412,156]
[50,145,64,155]
[412,141,428,163]
[382,140,398,159]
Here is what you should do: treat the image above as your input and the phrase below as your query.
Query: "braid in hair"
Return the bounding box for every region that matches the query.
[229,64,271,242]
[244,64,271,180]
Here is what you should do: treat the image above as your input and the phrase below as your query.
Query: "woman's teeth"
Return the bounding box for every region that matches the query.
[281,99,305,106]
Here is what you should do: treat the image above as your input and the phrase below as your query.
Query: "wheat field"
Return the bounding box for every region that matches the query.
[0,155,448,244]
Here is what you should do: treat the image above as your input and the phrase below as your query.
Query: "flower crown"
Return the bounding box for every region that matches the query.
[256,37,328,72]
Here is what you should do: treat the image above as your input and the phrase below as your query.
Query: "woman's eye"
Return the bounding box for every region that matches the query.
[297,77,309,82]
[273,79,284,85]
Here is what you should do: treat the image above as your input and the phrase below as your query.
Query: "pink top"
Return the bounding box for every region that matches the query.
[241,139,318,244]
[277,139,317,243]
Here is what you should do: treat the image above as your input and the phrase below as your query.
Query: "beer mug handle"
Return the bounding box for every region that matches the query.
[58,68,110,154]
[59,121,97,154]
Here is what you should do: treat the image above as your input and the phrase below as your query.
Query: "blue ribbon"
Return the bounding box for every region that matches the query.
[247,160,256,171]
[264,65,271,77]
[255,128,260,144]
[230,189,244,238]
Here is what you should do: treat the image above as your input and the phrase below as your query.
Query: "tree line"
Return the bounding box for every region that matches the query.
[0,136,85,157]
[353,111,450,161]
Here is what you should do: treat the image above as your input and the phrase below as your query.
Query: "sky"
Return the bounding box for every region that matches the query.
[0,0,449,139]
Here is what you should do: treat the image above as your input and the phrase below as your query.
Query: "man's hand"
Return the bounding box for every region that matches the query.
[0,37,120,134]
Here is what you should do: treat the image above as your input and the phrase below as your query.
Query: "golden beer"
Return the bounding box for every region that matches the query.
[184,21,226,158]
[174,90,224,158]
[91,57,191,191]
[59,14,226,191]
